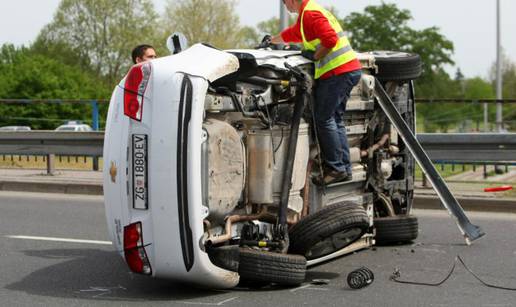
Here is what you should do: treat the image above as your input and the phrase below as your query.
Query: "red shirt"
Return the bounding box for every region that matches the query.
[281,0,361,79]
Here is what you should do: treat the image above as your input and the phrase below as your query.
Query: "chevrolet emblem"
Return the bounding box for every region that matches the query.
[109,161,117,183]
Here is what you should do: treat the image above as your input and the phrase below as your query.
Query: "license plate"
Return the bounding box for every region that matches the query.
[132,134,148,210]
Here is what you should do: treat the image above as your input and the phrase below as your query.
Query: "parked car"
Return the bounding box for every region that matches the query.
[103,43,423,288]
[0,126,31,131]
[55,124,93,132]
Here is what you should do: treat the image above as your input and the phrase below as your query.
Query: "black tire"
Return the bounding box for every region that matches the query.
[374,215,419,245]
[238,248,306,286]
[371,51,422,82]
[288,202,369,260]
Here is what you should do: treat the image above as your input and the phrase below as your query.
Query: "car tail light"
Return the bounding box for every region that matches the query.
[123,222,152,275]
[124,62,152,121]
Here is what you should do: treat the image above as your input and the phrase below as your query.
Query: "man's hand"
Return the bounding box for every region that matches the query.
[301,50,316,61]
[257,35,272,49]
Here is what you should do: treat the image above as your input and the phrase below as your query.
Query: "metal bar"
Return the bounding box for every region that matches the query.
[417,133,516,162]
[0,131,104,156]
[415,99,516,104]
[46,154,55,175]
[374,79,485,245]
[0,99,109,104]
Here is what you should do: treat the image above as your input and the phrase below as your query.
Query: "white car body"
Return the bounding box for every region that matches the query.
[103,44,417,288]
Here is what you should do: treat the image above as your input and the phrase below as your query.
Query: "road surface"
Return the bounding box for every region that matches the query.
[0,191,515,306]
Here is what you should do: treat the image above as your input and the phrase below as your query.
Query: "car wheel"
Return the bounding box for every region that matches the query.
[371,51,422,82]
[238,248,307,286]
[288,202,369,260]
[374,215,419,245]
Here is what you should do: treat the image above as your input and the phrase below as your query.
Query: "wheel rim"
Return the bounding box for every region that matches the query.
[305,227,363,260]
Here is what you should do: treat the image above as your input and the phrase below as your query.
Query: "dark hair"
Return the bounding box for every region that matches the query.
[131,44,154,64]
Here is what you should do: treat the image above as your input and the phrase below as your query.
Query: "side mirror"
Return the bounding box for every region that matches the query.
[166,33,189,55]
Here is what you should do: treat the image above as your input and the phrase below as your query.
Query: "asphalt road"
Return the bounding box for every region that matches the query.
[1,191,516,307]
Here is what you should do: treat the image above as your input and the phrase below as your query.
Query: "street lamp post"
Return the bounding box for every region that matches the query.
[280,1,288,31]
[496,0,503,132]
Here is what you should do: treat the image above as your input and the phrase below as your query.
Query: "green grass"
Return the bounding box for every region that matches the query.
[415,164,475,180]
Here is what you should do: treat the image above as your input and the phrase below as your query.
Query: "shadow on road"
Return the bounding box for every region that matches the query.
[6,248,232,302]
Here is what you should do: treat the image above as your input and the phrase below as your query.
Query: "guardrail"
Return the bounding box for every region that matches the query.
[0,131,515,174]
[417,133,516,162]
[0,131,104,174]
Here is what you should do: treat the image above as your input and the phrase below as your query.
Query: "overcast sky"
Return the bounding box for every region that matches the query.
[1,0,515,79]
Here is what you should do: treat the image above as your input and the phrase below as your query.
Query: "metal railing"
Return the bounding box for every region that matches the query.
[0,131,103,174]
[0,131,515,175]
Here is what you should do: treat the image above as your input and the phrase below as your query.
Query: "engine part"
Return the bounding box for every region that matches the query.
[247,123,310,212]
[347,267,374,289]
[203,119,245,222]
[374,79,485,244]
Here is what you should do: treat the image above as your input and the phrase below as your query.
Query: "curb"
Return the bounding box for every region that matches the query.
[0,180,103,196]
[1,180,514,213]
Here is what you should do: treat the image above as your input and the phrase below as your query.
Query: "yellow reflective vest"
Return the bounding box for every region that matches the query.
[301,0,358,79]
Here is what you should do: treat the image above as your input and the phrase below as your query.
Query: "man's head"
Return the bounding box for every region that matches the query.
[131,45,157,64]
[282,0,303,13]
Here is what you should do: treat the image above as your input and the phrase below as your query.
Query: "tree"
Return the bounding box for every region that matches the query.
[0,44,111,129]
[162,0,247,49]
[342,3,455,97]
[37,0,160,85]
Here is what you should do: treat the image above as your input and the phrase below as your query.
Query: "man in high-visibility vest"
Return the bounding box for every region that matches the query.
[272,0,362,185]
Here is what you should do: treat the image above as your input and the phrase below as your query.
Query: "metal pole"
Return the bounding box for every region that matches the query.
[91,100,99,131]
[483,102,488,132]
[91,100,100,171]
[496,0,503,132]
[495,0,503,174]
[280,1,289,31]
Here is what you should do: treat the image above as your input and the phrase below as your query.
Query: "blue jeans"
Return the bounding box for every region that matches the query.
[314,70,362,174]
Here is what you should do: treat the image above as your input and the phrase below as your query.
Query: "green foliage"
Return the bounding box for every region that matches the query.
[38,0,160,85]
[0,44,111,129]
[342,3,454,97]
[162,0,245,49]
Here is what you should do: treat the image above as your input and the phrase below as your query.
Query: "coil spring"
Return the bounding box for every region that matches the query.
[347,267,374,289]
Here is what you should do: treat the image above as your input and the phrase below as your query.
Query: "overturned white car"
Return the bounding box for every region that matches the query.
[103,43,426,288]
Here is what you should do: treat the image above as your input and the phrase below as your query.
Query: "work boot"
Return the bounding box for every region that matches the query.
[313,166,352,186]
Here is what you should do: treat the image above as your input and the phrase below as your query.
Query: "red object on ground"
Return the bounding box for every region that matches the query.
[484,186,513,192]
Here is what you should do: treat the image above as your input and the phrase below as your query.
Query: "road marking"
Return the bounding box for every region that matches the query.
[180,297,238,306]
[5,235,112,245]
[79,285,126,298]
[290,284,329,293]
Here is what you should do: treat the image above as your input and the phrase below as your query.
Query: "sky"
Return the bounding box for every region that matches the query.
[1,0,515,79]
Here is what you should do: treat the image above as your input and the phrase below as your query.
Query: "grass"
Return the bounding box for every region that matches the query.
[415,164,475,180]
[0,155,104,170]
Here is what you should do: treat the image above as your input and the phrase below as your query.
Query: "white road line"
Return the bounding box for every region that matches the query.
[5,235,112,245]
[180,297,238,306]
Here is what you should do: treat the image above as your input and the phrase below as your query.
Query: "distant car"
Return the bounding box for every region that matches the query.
[55,124,93,132]
[0,126,31,131]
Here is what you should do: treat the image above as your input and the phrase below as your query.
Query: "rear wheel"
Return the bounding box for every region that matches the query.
[371,51,422,82]
[238,248,306,286]
[288,202,369,260]
[374,215,419,245]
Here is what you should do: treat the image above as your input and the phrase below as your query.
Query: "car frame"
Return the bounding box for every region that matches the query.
[103,43,425,288]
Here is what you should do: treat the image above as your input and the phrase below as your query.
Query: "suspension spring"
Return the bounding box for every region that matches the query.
[347,267,374,289]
